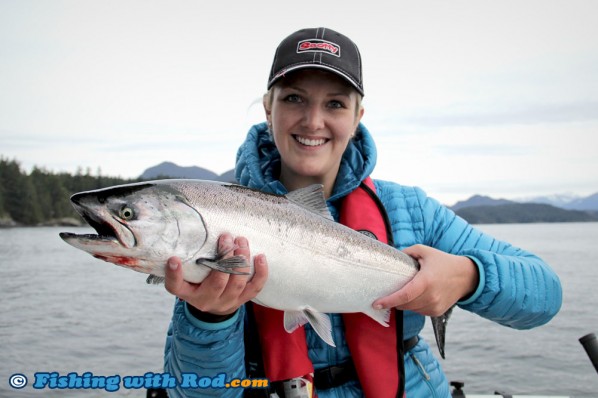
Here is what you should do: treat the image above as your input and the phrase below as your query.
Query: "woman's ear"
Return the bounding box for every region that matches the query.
[354,105,364,130]
[263,93,272,122]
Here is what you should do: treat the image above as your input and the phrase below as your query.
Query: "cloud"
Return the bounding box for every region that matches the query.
[2,0,598,205]
[433,144,531,157]
[401,101,598,128]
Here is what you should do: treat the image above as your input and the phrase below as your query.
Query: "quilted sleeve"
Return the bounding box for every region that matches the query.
[375,180,562,330]
[163,299,246,397]
[413,187,562,329]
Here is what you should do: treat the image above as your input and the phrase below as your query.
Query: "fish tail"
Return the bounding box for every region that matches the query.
[431,306,453,359]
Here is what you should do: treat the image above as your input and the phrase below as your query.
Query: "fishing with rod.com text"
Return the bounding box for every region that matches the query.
[8,371,269,392]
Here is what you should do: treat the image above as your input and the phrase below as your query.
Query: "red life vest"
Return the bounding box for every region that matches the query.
[252,177,405,397]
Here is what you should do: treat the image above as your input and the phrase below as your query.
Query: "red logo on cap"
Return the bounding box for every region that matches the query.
[297,39,340,57]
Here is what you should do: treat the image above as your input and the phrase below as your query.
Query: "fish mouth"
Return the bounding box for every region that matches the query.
[83,212,121,241]
[59,214,135,249]
[61,193,136,249]
[59,207,138,268]
[59,231,122,248]
[85,209,135,248]
[59,229,140,269]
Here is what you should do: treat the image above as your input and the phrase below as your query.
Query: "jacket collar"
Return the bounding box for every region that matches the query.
[235,122,377,201]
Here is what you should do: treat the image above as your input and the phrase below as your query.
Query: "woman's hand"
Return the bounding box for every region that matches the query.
[164,233,268,316]
[373,244,479,316]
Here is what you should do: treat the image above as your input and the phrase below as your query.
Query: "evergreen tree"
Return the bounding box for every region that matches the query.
[0,158,42,224]
[0,155,140,225]
[0,181,6,218]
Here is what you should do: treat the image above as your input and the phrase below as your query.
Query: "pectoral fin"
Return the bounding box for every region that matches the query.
[196,256,250,275]
[284,307,335,347]
[195,243,251,275]
[146,274,165,284]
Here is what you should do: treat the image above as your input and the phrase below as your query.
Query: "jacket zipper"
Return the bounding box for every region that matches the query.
[409,352,436,398]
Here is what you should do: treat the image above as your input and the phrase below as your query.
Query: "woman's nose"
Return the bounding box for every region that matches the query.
[302,105,325,131]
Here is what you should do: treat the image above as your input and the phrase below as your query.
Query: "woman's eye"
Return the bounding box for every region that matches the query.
[284,94,302,103]
[328,100,345,109]
[119,206,135,220]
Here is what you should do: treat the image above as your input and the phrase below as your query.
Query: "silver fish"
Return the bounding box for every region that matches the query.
[60,179,450,357]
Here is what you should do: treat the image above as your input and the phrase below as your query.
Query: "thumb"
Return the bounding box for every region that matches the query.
[373,272,425,310]
[164,256,184,295]
[402,244,425,259]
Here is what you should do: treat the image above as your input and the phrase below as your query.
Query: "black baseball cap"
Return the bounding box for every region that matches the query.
[267,27,364,96]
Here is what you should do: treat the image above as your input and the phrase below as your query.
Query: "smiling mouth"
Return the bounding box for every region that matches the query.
[293,135,328,147]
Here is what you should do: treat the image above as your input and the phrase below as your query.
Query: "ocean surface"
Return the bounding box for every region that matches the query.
[1,223,597,397]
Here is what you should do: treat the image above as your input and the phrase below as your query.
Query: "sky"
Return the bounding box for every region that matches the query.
[1,0,597,205]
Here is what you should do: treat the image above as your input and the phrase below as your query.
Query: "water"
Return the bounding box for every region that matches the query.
[0,227,174,397]
[1,224,597,397]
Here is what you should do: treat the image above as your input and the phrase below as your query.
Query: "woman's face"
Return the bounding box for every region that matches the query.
[266,69,364,194]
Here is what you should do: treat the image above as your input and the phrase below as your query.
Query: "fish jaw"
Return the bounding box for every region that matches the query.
[71,189,139,248]
[59,232,151,273]
[59,181,208,279]
[58,190,151,273]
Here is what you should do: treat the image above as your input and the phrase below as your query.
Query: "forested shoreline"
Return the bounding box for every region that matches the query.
[2,156,596,227]
[0,157,140,226]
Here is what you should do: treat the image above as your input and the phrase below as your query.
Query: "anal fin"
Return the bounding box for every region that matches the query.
[362,307,392,327]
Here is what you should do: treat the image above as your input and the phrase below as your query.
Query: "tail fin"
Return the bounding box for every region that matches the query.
[431,306,453,359]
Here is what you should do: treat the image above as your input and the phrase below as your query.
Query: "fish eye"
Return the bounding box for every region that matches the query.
[119,206,135,220]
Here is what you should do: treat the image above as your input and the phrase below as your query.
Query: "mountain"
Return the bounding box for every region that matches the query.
[138,161,598,224]
[455,203,598,224]
[140,161,235,182]
[454,192,598,212]
[451,195,515,211]
[514,192,598,211]
[562,192,598,211]
[218,169,237,183]
[451,192,598,224]
[515,193,581,208]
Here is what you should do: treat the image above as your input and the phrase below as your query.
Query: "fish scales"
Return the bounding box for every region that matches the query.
[60,179,450,354]
[171,181,419,314]
[180,181,416,273]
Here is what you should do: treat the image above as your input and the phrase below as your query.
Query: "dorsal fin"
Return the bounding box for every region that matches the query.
[285,184,333,221]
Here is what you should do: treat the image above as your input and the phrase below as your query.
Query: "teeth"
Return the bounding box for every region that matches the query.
[295,136,327,147]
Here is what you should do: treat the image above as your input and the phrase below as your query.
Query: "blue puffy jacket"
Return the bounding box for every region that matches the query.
[164,122,562,398]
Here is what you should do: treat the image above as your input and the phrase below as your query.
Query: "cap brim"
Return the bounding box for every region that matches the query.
[268,64,364,96]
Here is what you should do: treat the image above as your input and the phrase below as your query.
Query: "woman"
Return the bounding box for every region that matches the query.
[163,27,562,398]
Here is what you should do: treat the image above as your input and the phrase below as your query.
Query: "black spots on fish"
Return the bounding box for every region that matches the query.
[336,245,350,258]
[103,183,155,201]
[223,185,288,205]
[70,182,156,207]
